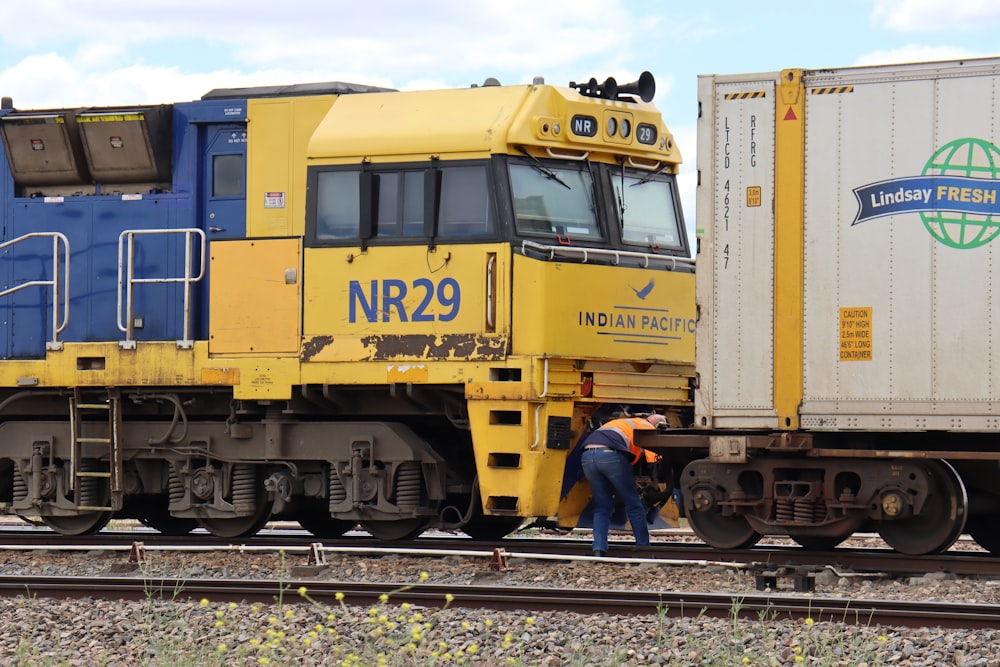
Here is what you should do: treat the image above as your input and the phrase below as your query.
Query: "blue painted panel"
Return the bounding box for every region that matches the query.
[6,200,91,357]
[0,108,13,357]
[0,97,249,358]
[92,198,190,343]
[5,194,200,357]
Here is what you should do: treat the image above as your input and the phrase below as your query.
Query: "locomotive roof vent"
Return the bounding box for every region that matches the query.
[0,109,92,187]
[76,105,173,185]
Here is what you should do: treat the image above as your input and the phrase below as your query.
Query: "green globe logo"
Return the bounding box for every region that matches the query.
[920,138,1000,249]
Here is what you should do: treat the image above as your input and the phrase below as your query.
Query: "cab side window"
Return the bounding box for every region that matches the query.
[315,170,360,239]
[438,166,493,237]
[307,161,494,244]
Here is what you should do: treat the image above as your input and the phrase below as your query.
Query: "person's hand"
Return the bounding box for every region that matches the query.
[642,449,662,463]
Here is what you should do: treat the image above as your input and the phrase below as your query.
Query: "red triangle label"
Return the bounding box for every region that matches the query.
[784,107,797,121]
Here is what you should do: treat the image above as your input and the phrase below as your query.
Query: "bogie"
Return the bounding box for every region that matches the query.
[680,456,970,556]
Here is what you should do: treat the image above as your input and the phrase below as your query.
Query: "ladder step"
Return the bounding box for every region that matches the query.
[76,437,112,444]
[76,403,110,410]
[77,471,111,478]
[77,505,113,512]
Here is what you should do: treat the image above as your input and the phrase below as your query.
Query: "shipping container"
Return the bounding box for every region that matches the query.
[670,58,1000,555]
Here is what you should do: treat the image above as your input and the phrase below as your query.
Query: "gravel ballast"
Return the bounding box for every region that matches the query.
[1,530,999,665]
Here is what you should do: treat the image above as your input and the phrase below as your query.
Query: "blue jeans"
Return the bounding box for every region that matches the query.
[581,448,650,552]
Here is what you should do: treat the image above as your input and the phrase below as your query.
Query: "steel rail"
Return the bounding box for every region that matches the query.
[1,529,999,577]
[0,527,1000,577]
[1,575,999,630]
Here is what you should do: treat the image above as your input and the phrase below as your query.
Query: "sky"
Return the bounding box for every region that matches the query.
[2,0,1000,247]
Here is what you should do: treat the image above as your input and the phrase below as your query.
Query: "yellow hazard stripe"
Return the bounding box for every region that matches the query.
[810,86,854,95]
[3,116,66,125]
[724,91,767,100]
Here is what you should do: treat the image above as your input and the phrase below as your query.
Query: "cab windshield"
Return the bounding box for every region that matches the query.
[509,163,601,240]
[613,171,684,252]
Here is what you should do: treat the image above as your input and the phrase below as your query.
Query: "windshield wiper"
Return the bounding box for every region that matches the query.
[630,166,668,187]
[515,146,571,189]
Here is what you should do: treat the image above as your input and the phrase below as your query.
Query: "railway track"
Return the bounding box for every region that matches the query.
[2,527,1000,630]
[2,574,999,630]
[2,527,999,577]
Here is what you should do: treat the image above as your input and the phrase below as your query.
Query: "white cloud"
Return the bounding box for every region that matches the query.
[0,0,666,107]
[873,0,1000,31]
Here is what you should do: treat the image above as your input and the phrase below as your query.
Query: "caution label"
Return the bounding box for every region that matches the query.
[839,307,872,361]
[264,191,286,209]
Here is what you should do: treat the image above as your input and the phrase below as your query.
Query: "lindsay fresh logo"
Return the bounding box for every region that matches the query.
[852,137,1000,249]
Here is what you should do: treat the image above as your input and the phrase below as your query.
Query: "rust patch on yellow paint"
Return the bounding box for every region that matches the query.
[301,335,334,361]
[360,333,506,360]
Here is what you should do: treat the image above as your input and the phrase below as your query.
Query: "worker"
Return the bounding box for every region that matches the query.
[580,413,665,557]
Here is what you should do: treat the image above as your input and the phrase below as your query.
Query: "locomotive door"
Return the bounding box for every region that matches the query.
[201,124,247,240]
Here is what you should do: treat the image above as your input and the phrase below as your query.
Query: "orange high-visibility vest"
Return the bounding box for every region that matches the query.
[588,417,656,465]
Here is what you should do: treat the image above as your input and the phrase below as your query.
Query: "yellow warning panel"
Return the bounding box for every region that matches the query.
[839,307,872,361]
[747,186,761,207]
[209,238,301,355]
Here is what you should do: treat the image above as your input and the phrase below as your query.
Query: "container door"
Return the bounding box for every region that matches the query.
[201,124,247,240]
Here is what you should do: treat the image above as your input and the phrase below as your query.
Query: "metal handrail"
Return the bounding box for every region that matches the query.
[544,147,589,161]
[520,239,695,271]
[0,232,70,350]
[626,156,663,171]
[117,228,206,349]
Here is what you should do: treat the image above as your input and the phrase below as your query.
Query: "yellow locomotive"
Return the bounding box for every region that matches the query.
[0,73,694,538]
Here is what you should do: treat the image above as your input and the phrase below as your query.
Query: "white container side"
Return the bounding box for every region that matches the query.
[697,58,1000,431]
[695,73,777,428]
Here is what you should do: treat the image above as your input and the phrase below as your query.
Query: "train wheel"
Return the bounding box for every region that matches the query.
[134,496,198,536]
[139,513,198,536]
[42,511,112,536]
[462,516,524,541]
[293,497,357,538]
[42,460,113,535]
[197,464,273,539]
[460,487,524,540]
[686,510,761,549]
[297,514,356,539]
[361,518,428,541]
[790,516,865,550]
[198,502,272,539]
[877,460,967,555]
